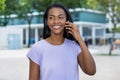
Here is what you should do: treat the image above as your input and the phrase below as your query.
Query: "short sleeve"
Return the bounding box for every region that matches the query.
[27,44,42,66]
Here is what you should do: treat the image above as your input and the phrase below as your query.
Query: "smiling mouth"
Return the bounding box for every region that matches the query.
[53,26,61,29]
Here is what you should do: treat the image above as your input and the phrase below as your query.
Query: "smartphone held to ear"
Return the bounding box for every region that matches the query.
[65,27,69,37]
[65,21,71,37]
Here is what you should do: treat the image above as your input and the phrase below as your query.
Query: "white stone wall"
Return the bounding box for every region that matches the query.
[0,27,23,49]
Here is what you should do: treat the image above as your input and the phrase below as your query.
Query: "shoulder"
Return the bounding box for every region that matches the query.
[65,38,78,45]
[28,40,46,57]
[30,39,46,50]
[32,39,45,46]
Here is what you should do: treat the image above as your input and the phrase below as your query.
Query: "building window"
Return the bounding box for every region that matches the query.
[95,28,104,37]
[83,27,92,37]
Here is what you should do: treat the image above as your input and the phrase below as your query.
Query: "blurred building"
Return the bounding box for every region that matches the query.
[0,8,111,49]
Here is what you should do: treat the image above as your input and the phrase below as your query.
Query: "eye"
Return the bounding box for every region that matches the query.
[59,16,64,20]
[48,16,54,20]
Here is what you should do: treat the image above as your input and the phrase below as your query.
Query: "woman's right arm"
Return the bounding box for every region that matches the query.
[29,59,40,80]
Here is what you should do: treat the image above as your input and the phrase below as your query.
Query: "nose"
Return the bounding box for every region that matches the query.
[54,17,59,24]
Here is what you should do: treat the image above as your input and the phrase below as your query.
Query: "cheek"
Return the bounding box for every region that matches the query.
[62,22,66,27]
[47,20,52,27]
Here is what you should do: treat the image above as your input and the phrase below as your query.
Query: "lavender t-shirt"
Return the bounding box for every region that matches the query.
[27,38,81,80]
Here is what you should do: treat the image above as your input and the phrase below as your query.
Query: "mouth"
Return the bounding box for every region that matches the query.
[53,26,61,29]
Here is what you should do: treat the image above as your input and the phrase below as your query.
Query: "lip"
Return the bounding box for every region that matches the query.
[53,25,61,29]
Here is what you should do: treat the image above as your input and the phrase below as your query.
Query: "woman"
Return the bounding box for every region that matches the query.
[27,2,96,80]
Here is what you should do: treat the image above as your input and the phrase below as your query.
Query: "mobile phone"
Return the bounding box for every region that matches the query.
[65,21,74,40]
[65,21,70,37]
[65,26,69,37]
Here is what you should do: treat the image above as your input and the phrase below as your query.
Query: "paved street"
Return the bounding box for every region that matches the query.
[0,49,29,80]
[0,46,120,80]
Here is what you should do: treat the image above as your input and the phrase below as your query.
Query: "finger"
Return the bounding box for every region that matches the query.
[65,21,73,26]
[66,23,76,30]
[65,24,72,28]
[65,21,70,24]
[66,27,71,30]
[68,30,73,35]
[65,23,74,28]
[66,27,74,33]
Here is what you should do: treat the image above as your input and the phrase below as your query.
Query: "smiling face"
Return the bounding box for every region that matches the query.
[47,7,67,36]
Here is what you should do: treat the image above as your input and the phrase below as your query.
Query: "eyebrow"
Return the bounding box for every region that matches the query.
[48,14,66,17]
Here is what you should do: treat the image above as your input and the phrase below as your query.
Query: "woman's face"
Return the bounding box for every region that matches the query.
[47,7,67,35]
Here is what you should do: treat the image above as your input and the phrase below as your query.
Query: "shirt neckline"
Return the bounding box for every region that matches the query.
[43,38,66,47]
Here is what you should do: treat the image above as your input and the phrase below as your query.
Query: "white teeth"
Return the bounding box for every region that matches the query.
[53,26,60,29]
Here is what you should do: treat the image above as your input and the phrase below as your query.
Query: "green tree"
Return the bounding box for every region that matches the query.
[112,27,120,33]
[86,0,120,55]
[34,0,89,12]
[0,0,18,26]
[17,0,38,47]
[106,28,111,33]
[0,0,5,10]
[98,0,120,55]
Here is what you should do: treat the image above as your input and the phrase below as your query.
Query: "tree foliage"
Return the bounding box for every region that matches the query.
[31,0,81,13]
[112,26,120,33]
[17,0,37,47]
[98,0,120,24]
[96,0,120,55]
[0,0,18,26]
[34,0,97,12]
[0,0,5,10]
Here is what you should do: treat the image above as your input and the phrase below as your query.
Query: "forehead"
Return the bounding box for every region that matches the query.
[48,7,66,16]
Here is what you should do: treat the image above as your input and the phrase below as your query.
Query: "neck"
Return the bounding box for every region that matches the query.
[46,34,65,45]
